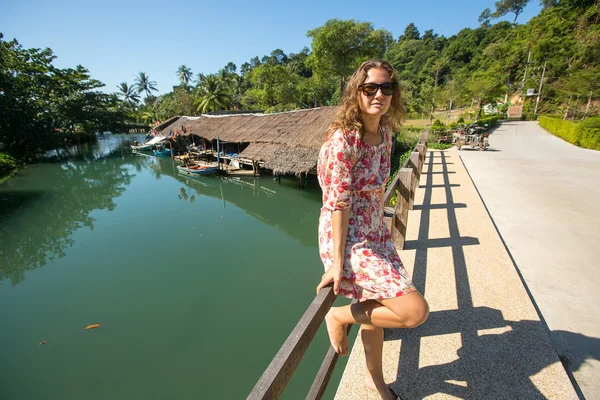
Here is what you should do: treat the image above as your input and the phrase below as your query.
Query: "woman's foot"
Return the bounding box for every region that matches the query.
[324,308,349,356]
[364,375,398,400]
[364,374,377,391]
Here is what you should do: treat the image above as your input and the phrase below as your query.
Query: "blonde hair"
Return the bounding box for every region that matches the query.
[328,59,404,137]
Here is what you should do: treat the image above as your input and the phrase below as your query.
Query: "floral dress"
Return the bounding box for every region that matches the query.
[317,126,416,301]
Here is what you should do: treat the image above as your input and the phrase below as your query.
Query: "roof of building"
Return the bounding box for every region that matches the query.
[156,107,338,175]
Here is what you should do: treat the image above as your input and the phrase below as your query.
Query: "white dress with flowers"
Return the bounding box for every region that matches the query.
[317,127,416,301]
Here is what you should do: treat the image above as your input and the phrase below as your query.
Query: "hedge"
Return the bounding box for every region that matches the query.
[0,152,17,175]
[539,116,600,151]
[475,115,501,128]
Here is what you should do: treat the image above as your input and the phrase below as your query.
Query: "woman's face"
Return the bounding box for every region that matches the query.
[358,68,393,118]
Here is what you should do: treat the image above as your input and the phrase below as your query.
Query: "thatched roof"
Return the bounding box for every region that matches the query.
[153,116,181,134]
[156,107,338,175]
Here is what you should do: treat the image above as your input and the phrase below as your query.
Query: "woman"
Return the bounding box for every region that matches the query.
[316,60,429,400]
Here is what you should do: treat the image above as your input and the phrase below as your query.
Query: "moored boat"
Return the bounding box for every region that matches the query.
[153,147,174,157]
[177,164,217,176]
[131,136,167,151]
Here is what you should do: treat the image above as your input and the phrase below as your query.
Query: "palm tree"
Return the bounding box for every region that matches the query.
[194,72,207,87]
[134,72,157,98]
[177,65,193,87]
[194,74,230,113]
[117,82,140,105]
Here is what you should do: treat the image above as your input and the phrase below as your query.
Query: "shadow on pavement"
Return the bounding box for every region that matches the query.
[385,150,576,399]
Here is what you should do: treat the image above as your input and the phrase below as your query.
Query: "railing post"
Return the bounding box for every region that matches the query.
[416,143,425,165]
[420,130,429,147]
[391,168,413,250]
[408,152,421,210]
[247,287,337,400]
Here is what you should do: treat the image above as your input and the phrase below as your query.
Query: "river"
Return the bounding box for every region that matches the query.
[0,134,354,399]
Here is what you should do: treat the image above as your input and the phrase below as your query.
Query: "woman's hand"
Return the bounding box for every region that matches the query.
[316,264,343,295]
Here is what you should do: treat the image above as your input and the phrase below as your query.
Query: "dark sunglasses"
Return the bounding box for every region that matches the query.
[359,82,397,96]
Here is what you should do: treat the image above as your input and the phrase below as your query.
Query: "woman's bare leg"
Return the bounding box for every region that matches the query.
[361,324,384,391]
[325,291,428,354]
[324,292,428,399]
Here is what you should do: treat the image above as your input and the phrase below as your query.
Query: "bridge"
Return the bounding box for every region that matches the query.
[250,121,599,399]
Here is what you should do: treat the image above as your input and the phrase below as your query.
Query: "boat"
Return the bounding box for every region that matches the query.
[177,164,217,176]
[131,136,167,151]
[153,147,174,157]
[131,143,153,151]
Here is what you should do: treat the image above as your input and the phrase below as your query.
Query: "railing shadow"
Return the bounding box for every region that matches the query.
[385,150,572,399]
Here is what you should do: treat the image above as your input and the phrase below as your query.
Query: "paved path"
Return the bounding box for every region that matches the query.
[335,143,579,399]
[457,121,600,399]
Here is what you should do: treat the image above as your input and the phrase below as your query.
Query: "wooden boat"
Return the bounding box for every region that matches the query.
[177,164,217,176]
[153,147,173,157]
[131,136,166,151]
[131,143,153,151]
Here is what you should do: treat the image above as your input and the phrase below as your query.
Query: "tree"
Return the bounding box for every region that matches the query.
[177,64,193,87]
[243,64,299,111]
[117,82,140,105]
[134,72,157,98]
[539,0,557,9]
[492,0,531,23]
[195,74,230,113]
[307,19,393,95]
[240,62,252,75]
[466,72,503,119]
[224,62,237,74]
[479,8,493,27]
[554,67,600,118]
[288,47,313,78]
[262,49,288,65]
[399,23,420,41]
[0,34,126,160]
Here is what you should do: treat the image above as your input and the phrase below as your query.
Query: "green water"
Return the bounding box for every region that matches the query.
[0,135,354,400]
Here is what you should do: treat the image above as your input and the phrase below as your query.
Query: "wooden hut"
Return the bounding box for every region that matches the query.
[154,107,338,182]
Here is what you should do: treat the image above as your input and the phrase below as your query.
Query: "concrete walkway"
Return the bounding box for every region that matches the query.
[457,121,600,399]
[335,143,579,399]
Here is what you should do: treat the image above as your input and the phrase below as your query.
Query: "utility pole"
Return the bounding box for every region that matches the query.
[519,51,531,105]
[533,60,547,116]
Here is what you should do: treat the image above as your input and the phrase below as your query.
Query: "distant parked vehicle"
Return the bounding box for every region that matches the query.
[453,124,490,151]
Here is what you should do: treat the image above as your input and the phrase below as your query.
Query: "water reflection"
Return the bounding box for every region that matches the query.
[145,156,322,247]
[0,135,322,286]
[0,136,143,285]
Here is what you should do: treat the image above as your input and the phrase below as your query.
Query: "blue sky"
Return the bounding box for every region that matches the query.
[1,0,542,95]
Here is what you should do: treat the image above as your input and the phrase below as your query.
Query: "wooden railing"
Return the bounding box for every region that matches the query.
[383,130,429,250]
[247,129,429,400]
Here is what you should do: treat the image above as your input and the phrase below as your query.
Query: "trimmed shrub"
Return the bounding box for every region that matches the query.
[539,116,600,150]
[475,115,500,129]
[578,117,600,150]
[428,142,454,150]
[0,152,18,175]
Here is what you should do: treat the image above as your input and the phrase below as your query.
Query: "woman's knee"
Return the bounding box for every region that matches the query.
[405,296,429,328]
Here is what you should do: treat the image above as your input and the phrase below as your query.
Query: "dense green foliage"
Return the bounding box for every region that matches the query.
[140,0,599,123]
[0,152,17,175]
[539,115,600,149]
[2,0,599,173]
[0,34,130,165]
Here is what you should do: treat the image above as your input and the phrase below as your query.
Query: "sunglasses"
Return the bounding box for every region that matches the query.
[359,82,397,97]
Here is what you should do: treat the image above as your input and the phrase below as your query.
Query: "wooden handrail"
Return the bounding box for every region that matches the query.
[384,130,429,206]
[248,285,337,400]
[248,129,429,399]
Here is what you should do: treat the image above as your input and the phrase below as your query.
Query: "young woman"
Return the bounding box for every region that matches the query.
[316,60,429,400]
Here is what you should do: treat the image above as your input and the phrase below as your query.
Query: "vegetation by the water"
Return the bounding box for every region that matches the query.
[1,0,599,176]
[539,115,600,150]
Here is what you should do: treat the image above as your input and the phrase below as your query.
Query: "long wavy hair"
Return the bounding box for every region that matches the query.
[327,60,404,137]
